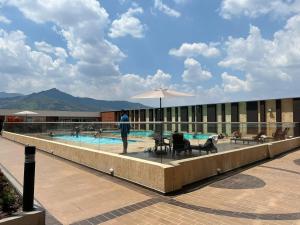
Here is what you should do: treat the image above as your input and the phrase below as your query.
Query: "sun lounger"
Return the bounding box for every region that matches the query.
[231,131,265,144]
[191,138,218,154]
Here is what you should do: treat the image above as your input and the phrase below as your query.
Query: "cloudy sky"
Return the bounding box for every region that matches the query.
[0,0,300,106]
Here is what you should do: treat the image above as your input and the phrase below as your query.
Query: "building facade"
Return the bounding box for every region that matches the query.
[102,97,300,137]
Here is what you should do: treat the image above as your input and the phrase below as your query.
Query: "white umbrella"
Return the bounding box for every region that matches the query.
[131,88,194,117]
[131,88,194,157]
[14,111,38,115]
[14,111,38,122]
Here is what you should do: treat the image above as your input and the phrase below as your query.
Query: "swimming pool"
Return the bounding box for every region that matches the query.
[53,135,138,145]
[109,130,211,140]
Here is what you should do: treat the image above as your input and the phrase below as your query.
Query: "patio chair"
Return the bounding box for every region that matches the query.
[265,127,289,141]
[278,127,289,140]
[172,132,191,154]
[230,130,242,143]
[191,138,218,155]
[273,127,283,140]
[153,133,171,152]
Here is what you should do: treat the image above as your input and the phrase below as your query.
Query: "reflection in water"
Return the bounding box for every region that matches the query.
[210,174,266,189]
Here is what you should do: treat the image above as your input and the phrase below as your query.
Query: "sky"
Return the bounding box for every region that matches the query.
[0,0,300,107]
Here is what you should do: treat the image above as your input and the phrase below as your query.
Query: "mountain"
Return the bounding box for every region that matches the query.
[0,88,147,111]
[0,92,23,98]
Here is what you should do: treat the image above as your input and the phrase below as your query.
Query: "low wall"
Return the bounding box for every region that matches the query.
[3,131,300,193]
[169,144,269,188]
[169,137,300,188]
[2,131,173,193]
[268,137,300,158]
[0,209,45,225]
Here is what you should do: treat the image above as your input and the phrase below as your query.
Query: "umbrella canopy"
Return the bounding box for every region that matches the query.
[131,88,194,99]
[14,111,38,115]
[131,88,194,158]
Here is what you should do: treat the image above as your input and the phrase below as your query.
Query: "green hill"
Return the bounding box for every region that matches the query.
[0,88,147,111]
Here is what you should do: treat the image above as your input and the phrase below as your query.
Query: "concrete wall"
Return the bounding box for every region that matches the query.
[268,137,300,158]
[0,209,45,225]
[171,137,300,187]
[3,131,300,193]
[170,144,269,187]
[2,131,173,193]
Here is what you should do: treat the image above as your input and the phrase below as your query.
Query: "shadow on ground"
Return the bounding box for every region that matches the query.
[210,174,266,189]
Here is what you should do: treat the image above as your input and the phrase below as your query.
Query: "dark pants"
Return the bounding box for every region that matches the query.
[121,134,128,154]
[0,121,3,134]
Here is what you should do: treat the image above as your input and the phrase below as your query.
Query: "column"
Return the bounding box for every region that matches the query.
[281,98,294,137]
[164,108,167,132]
[146,109,149,131]
[203,105,207,133]
[171,107,176,132]
[217,104,222,134]
[257,101,261,132]
[178,107,181,132]
[266,100,276,136]
[239,102,247,136]
[225,103,231,135]
[188,106,193,133]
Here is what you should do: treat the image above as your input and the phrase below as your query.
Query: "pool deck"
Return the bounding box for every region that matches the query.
[1,136,300,225]
[35,133,252,164]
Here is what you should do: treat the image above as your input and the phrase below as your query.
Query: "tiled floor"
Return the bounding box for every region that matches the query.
[0,137,300,225]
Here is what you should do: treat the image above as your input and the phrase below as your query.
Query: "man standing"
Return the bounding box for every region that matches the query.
[119,110,130,154]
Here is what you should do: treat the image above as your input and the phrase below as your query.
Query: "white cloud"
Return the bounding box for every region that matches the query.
[35,41,68,60]
[218,15,300,98]
[218,23,298,81]
[220,0,300,19]
[0,29,75,93]
[221,72,252,93]
[109,7,146,38]
[154,0,181,18]
[182,58,212,82]
[0,15,11,24]
[5,0,125,79]
[169,42,220,58]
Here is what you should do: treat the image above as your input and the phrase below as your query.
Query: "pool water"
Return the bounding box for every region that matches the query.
[183,133,211,140]
[111,130,211,140]
[53,135,138,145]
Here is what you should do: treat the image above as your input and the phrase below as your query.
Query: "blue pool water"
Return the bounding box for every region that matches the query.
[183,133,211,140]
[110,130,211,140]
[53,135,137,145]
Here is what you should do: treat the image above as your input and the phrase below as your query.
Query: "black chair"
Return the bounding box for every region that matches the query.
[172,132,191,155]
[153,133,171,152]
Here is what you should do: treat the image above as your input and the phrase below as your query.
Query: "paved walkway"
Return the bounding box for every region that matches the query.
[0,137,300,225]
